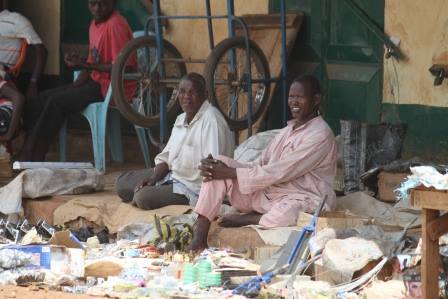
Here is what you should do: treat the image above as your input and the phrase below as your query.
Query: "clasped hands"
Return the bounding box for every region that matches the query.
[134,154,236,192]
[199,154,236,182]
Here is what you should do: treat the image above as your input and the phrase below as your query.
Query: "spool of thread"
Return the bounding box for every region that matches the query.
[205,271,222,287]
[196,260,212,288]
[182,263,198,285]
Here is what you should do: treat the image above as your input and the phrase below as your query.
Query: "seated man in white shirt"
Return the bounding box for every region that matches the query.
[0,0,47,145]
[0,0,47,100]
[115,72,234,210]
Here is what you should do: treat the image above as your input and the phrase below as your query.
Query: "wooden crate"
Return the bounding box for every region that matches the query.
[377,171,409,202]
[297,211,372,232]
[0,155,12,178]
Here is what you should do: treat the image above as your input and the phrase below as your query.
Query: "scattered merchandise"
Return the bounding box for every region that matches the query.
[396,165,448,204]
[0,158,444,298]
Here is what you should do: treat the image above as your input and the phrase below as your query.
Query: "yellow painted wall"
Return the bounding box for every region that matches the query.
[13,0,60,75]
[384,0,448,107]
[161,0,269,73]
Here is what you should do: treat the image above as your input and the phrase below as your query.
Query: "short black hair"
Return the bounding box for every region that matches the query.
[292,74,321,95]
[180,72,207,95]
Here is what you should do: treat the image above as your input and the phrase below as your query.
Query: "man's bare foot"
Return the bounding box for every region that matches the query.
[185,215,211,252]
[218,213,262,227]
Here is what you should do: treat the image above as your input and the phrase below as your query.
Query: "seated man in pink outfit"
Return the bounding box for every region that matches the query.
[187,75,337,251]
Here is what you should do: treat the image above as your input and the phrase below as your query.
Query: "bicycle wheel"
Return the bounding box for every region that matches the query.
[204,36,270,130]
[112,36,187,128]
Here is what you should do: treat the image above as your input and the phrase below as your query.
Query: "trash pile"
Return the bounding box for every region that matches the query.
[0,216,262,298]
[2,126,448,298]
[0,196,439,299]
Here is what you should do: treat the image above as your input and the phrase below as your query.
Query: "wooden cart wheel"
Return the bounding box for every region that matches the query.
[111,36,187,128]
[204,36,271,130]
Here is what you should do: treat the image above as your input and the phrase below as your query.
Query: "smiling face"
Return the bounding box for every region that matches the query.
[178,78,206,123]
[88,0,115,23]
[288,80,320,126]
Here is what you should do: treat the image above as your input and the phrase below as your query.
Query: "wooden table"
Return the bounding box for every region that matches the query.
[411,187,448,299]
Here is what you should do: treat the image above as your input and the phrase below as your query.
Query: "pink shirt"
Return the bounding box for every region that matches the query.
[87,11,133,98]
[236,116,337,211]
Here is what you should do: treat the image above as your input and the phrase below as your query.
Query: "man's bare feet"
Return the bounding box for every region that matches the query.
[185,215,211,252]
[217,212,262,227]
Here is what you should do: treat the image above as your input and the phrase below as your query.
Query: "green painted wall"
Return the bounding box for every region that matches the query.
[270,0,384,133]
[269,0,448,161]
[382,103,448,161]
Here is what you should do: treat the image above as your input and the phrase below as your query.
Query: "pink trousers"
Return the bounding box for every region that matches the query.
[194,156,307,227]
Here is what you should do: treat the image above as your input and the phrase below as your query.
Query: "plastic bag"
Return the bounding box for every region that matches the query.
[341,120,407,194]
[0,249,32,270]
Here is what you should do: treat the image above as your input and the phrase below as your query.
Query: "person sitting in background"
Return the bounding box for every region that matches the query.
[187,75,337,251]
[0,0,47,145]
[0,81,24,145]
[18,0,132,161]
[116,72,234,210]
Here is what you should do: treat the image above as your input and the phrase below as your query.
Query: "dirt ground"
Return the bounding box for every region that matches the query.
[0,285,107,299]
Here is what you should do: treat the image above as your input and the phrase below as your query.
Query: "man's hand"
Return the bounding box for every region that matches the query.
[25,82,38,101]
[134,176,157,193]
[199,154,236,182]
[64,52,84,69]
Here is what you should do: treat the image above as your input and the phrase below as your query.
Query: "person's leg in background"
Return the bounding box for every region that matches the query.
[19,79,102,161]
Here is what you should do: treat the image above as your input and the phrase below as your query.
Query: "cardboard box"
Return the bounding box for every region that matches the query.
[3,230,85,277]
[251,245,280,264]
[5,244,85,277]
[313,258,337,285]
[377,171,409,202]
[296,211,371,231]
[49,230,85,249]
[0,155,12,178]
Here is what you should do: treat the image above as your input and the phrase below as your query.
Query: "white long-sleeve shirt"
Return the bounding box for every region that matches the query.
[155,100,234,200]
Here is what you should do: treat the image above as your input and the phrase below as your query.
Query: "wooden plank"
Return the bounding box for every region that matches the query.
[237,14,301,29]
[411,189,448,210]
[421,208,440,299]
[235,13,304,141]
[427,213,448,241]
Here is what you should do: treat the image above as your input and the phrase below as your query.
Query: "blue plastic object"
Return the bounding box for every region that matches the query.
[58,78,123,172]
[233,196,328,297]
[59,32,153,172]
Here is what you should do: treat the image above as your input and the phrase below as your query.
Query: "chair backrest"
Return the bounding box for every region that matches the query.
[133,31,146,38]
[73,69,113,108]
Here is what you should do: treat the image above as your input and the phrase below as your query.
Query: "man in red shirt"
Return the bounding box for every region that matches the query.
[19,0,133,161]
